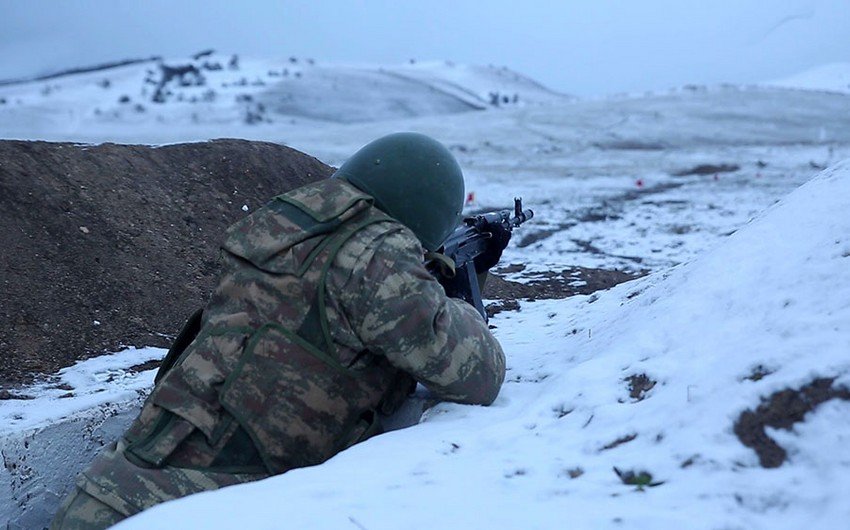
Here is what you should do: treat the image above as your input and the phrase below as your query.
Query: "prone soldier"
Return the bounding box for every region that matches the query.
[51,132,510,529]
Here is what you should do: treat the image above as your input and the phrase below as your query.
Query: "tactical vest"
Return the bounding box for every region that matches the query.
[120,179,416,483]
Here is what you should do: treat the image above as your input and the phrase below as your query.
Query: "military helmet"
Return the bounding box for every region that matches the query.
[333,132,464,251]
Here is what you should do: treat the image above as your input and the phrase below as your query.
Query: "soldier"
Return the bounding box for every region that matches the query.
[51,132,507,529]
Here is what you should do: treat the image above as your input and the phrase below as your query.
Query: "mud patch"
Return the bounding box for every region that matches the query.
[516,223,574,248]
[592,140,667,151]
[624,373,657,401]
[576,210,621,223]
[0,390,35,400]
[601,433,637,451]
[484,266,644,304]
[571,239,646,265]
[672,163,740,177]
[127,359,162,374]
[495,264,526,274]
[734,377,850,468]
[564,467,584,479]
[485,299,520,319]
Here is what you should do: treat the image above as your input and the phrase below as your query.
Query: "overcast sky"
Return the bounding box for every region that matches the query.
[2,0,848,96]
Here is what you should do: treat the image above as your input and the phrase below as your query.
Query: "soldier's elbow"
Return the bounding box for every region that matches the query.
[480,366,506,405]
[460,360,506,406]
[476,385,502,406]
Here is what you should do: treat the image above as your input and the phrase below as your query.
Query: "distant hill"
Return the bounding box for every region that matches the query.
[0,53,569,136]
[764,62,850,95]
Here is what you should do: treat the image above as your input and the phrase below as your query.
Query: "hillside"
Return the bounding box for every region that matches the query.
[765,62,850,95]
[0,53,568,139]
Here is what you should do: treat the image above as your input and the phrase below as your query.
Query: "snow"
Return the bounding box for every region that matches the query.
[111,164,850,529]
[765,62,850,95]
[0,347,161,431]
[769,400,850,471]
[0,348,163,530]
[0,54,567,139]
[2,57,850,528]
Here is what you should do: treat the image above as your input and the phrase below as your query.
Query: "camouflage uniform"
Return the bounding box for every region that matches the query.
[51,178,505,529]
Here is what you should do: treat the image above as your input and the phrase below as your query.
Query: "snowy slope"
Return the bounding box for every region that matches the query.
[0,53,567,136]
[111,164,850,530]
[382,61,566,108]
[765,62,850,95]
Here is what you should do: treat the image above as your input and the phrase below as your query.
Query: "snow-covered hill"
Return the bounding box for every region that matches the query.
[111,161,850,530]
[0,53,567,136]
[765,62,850,95]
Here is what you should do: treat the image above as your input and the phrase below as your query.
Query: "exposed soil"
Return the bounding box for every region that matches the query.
[515,181,683,250]
[484,266,644,302]
[0,139,333,387]
[742,364,776,382]
[601,433,637,451]
[483,265,643,318]
[592,140,667,151]
[734,377,850,468]
[516,224,575,248]
[672,163,740,177]
[624,373,657,401]
[485,299,521,319]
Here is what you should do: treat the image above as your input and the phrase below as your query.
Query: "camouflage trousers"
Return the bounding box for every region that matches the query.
[49,438,267,529]
[50,487,125,530]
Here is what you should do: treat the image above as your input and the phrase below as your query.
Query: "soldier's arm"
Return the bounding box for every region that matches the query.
[343,227,506,406]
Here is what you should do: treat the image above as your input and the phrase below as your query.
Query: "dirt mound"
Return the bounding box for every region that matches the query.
[0,139,333,386]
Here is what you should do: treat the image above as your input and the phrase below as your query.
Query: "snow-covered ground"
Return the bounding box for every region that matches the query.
[0,348,161,432]
[114,161,850,530]
[1,59,850,529]
[0,349,163,529]
[765,62,850,95]
[0,53,566,137]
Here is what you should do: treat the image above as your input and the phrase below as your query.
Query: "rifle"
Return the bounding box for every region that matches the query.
[427,198,533,321]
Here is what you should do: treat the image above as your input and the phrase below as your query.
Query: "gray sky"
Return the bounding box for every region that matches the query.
[1,0,848,96]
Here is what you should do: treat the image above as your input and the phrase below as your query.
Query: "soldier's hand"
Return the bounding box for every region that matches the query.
[474,223,511,273]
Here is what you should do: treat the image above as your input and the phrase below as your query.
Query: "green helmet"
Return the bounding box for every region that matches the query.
[333,132,464,251]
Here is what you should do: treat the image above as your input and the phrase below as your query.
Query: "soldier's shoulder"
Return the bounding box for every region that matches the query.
[276,178,366,213]
[332,216,421,284]
[356,217,421,255]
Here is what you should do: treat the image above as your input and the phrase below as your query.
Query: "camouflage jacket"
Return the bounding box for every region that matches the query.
[75,178,505,517]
